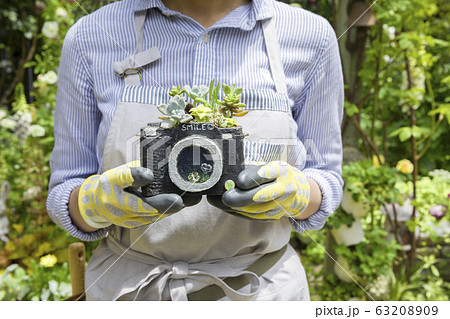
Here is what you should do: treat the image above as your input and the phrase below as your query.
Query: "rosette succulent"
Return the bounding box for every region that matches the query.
[218,84,248,118]
[189,104,213,123]
[157,95,193,129]
[183,85,209,106]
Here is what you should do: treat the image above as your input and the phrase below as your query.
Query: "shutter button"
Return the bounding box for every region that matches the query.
[201,33,210,44]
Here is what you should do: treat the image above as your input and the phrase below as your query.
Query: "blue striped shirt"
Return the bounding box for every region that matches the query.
[47,0,344,241]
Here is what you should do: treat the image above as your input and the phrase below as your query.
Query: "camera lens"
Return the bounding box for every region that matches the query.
[168,136,223,192]
[176,145,215,184]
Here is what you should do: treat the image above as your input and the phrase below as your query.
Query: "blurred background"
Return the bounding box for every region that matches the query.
[0,0,448,301]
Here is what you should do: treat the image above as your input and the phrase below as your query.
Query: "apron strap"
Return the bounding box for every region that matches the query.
[134,10,147,55]
[105,235,287,301]
[261,18,287,94]
[113,9,161,86]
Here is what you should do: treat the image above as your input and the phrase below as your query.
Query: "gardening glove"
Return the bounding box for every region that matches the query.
[208,161,310,220]
[78,161,183,229]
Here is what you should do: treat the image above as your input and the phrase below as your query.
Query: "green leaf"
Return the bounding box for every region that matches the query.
[344,101,359,117]
[222,84,231,95]
[14,267,27,280]
[195,98,207,105]
[399,129,412,142]
[441,75,450,84]
[431,38,449,47]
[209,79,215,99]
[213,82,220,100]
[23,61,36,68]
[430,265,440,277]
[398,37,412,49]
[411,125,424,139]
[429,104,450,124]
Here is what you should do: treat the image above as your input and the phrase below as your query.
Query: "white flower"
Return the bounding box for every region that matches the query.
[13,111,32,124]
[383,55,392,63]
[42,21,59,39]
[7,11,18,23]
[429,169,450,180]
[0,60,11,68]
[401,105,410,114]
[23,186,42,201]
[0,110,6,120]
[0,118,16,129]
[55,8,67,18]
[387,26,396,40]
[42,71,58,84]
[29,125,45,137]
[367,274,390,300]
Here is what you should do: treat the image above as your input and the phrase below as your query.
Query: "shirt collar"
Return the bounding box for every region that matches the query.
[133,0,273,30]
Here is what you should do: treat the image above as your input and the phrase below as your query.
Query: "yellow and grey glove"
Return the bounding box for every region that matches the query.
[208,161,310,220]
[79,161,183,229]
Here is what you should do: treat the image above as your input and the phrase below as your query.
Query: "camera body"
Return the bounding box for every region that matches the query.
[140,122,245,197]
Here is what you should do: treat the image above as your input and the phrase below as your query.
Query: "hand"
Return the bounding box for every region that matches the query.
[208,161,310,220]
[78,161,183,228]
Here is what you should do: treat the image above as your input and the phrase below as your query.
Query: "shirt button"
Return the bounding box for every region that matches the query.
[201,33,210,44]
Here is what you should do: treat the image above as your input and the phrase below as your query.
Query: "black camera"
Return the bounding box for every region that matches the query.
[140,122,245,197]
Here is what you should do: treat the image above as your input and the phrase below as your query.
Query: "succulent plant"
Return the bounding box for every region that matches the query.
[183,85,209,106]
[168,85,186,97]
[189,104,213,123]
[157,95,193,129]
[216,113,238,128]
[218,84,248,118]
[157,80,247,129]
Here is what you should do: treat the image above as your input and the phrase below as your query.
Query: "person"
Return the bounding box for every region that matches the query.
[47,0,343,300]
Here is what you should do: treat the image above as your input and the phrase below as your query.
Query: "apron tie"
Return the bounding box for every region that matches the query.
[107,235,261,301]
[171,261,189,279]
[126,260,260,301]
[168,261,189,301]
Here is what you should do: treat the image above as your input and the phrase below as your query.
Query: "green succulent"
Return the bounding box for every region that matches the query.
[168,85,186,97]
[218,84,247,118]
[189,104,213,123]
[218,116,238,128]
[215,113,238,128]
[157,95,193,128]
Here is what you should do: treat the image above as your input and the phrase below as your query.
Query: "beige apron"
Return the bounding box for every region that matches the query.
[85,9,310,301]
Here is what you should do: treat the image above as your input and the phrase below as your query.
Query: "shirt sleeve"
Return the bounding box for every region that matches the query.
[290,20,344,233]
[46,18,110,241]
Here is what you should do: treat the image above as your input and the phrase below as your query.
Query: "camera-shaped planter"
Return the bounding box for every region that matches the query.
[140,122,245,196]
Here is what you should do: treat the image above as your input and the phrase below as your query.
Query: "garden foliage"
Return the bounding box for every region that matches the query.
[0,0,448,300]
[286,0,449,301]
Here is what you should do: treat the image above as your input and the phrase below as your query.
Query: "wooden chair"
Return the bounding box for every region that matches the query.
[65,242,86,301]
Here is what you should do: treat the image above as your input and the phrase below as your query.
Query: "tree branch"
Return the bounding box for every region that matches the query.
[0,30,38,106]
[351,114,382,163]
